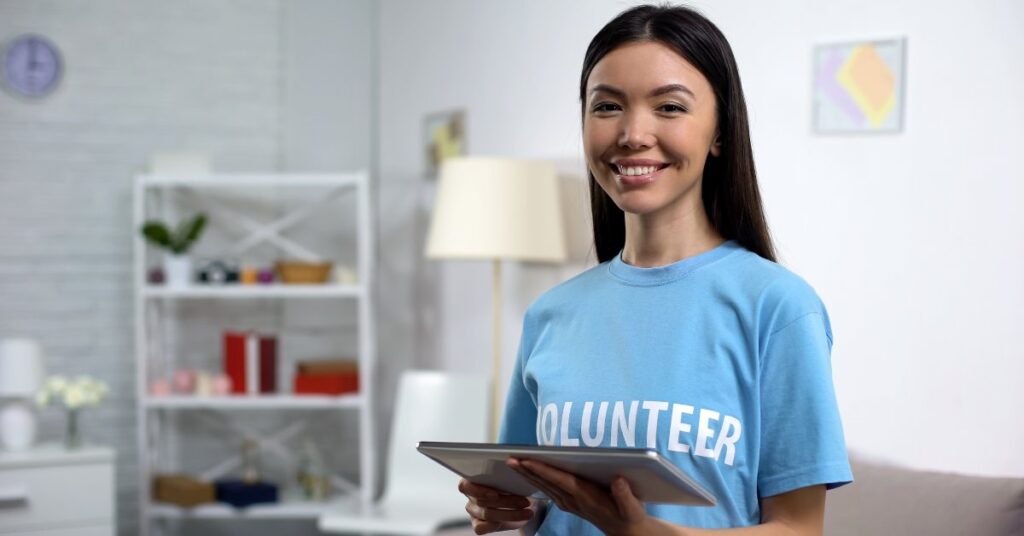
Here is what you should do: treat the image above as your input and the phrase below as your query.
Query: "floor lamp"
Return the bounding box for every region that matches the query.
[425,157,566,441]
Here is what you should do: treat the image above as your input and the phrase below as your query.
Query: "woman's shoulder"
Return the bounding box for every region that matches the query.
[522,260,610,319]
[721,247,829,322]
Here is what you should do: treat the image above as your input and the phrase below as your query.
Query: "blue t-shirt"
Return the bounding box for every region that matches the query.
[499,240,853,533]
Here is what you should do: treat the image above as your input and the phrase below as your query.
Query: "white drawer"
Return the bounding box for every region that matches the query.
[0,462,113,532]
[3,524,112,536]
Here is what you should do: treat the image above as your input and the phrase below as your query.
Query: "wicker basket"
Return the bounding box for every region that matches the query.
[275,261,333,284]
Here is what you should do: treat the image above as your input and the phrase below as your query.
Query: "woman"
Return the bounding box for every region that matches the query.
[459,5,853,535]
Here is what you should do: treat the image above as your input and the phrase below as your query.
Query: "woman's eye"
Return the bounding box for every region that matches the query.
[658,104,687,113]
[592,102,621,113]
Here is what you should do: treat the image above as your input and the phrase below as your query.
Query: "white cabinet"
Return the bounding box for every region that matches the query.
[0,444,115,535]
[132,172,376,535]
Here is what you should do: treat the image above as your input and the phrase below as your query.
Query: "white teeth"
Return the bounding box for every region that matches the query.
[617,165,658,176]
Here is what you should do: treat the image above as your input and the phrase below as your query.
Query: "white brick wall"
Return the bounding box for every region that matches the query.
[0,1,282,534]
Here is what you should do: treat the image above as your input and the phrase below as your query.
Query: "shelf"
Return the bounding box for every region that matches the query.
[144,394,363,410]
[139,172,365,188]
[149,494,360,519]
[141,284,363,299]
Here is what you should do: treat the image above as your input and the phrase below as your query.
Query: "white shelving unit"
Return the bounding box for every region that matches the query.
[132,172,375,535]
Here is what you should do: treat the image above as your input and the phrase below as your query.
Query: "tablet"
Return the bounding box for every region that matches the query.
[417,441,716,506]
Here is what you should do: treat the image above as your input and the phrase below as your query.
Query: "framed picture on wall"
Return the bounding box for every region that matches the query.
[423,109,466,179]
[813,38,906,133]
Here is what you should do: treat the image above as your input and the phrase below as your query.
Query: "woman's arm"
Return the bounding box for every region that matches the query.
[636,485,825,536]
[510,458,826,536]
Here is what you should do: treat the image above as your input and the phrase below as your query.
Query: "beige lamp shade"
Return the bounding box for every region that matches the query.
[426,157,567,263]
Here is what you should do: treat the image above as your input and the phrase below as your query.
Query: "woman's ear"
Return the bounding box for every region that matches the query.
[710,133,722,157]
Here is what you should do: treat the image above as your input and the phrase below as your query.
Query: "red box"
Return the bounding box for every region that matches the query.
[293,372,358,395]
[223,331,277,394]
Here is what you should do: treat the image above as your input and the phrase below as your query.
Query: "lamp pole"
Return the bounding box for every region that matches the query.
[490,259,503,442]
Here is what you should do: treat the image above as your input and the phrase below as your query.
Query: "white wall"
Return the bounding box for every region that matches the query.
[0,2,282,534]
[0,1,376,534]
[377,0,1024,477]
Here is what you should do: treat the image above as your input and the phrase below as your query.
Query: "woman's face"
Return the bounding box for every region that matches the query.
[583,41,720,219]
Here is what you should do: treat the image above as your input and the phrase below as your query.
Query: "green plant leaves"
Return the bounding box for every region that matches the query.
[141,213,207,255]
[142,222,173,249]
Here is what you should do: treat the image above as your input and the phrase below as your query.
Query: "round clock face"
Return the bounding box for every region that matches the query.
[3,34,63,98]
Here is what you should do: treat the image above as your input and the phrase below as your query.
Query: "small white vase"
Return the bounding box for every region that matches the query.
[0,399,37,451]
[164,255,192,288]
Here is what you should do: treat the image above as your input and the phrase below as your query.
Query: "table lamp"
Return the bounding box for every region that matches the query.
[425,157,567,440]
[0,339,46,451]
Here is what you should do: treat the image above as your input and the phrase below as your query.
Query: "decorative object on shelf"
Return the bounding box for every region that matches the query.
[211,373,233,395]
[257,267,276,284]
[275,260,333,284]
[296,440,330,501]
[223,331,278,394]
[153,474,216,508]
[0,339,46,451]
[813,37,906,133]
[425,157,567,439]
[172,369,197,394]
[147,267,165,284]
[333,264,358,285]
[141,213,207,288]
[293,360,358,396]
[1,34,63,99]
[240,267,259,284]
[149,378,171,396]
[423,108,466,179]
[214,440,279,508]
[36,374,109,449]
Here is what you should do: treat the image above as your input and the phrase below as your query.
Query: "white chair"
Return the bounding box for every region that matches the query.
[319,370,488,535]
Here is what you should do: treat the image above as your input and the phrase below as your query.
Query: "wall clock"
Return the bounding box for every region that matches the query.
[2,34,63,99]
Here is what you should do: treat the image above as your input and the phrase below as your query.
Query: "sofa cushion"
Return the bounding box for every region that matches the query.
[825,453,1024,536]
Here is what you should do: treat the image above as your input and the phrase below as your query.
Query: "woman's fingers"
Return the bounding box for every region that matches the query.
[466,501,534,523]
[470,519,503,535]
[459,477,531,509]
[611,477,647,520]
[473,494,532,509]
[459,478,501,497]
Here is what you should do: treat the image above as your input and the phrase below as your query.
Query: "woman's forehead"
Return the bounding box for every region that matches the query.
[587,41,711,97]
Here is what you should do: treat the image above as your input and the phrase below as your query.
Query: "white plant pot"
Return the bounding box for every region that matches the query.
[164,255,193,288]
[0,399,36,451]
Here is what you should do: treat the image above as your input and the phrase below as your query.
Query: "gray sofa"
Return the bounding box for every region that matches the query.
[825,453,1024,535]
[439,453,1024,535]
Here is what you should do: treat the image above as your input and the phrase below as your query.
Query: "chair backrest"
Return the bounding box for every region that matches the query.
[382,370,489,503]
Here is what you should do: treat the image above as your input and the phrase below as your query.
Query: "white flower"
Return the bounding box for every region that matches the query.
[46,376,67,394]
[37,374,108,410]
[64,385,84,409]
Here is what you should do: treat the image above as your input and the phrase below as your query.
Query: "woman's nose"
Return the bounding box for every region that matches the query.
[617,113,655,149]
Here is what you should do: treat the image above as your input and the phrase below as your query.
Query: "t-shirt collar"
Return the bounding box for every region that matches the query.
[607,240,742,286]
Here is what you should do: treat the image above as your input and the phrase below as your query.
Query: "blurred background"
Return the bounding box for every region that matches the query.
[1,1,1021,535]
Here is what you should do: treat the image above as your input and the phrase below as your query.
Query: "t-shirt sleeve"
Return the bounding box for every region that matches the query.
[498,311,539,445]
[757,311,853,498]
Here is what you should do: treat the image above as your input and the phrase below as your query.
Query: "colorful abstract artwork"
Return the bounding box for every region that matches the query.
[423,109,466,179]
[813,38,905,133]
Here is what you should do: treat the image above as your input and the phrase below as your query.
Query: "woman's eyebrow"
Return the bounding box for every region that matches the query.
[590,83,696,99]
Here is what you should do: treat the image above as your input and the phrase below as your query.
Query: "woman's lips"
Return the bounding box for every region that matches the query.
[614,164,667,186]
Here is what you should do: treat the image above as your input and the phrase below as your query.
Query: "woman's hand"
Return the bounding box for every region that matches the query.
[459,478,537,534]
[507,457,651,536]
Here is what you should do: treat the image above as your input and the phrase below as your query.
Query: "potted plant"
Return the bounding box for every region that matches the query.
[141,213,207,287]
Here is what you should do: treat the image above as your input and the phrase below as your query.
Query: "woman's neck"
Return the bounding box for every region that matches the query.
[620,200,724,268]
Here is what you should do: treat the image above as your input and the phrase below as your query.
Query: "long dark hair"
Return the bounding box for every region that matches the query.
[581,4,776,263]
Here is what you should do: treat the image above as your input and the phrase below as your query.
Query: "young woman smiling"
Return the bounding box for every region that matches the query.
[458,5,852,535]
